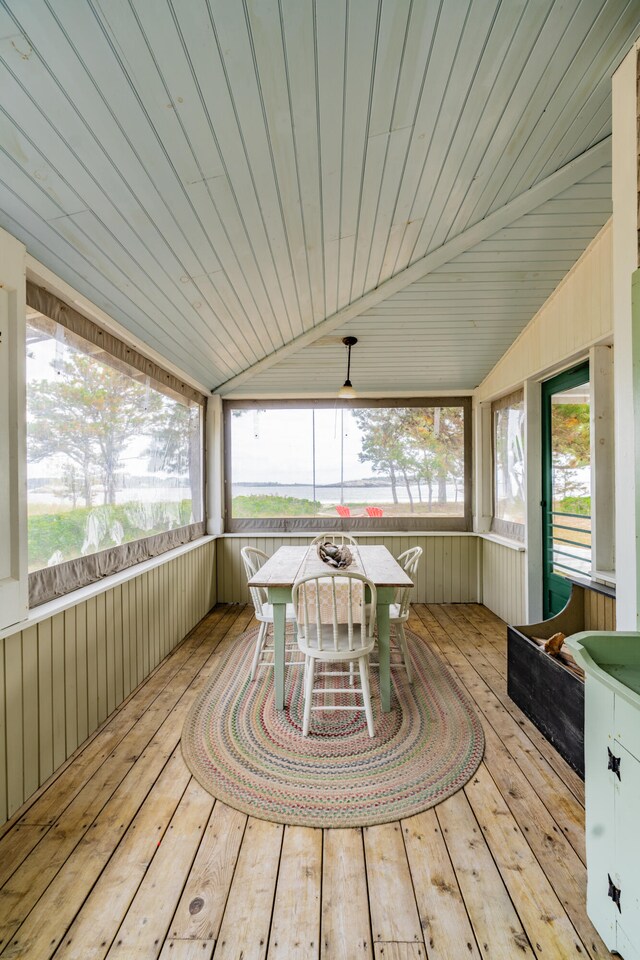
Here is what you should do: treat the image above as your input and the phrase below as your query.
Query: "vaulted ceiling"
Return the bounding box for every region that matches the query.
[0,1,637,395]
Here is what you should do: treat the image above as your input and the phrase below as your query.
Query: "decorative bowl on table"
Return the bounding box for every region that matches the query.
[316,541,354,569]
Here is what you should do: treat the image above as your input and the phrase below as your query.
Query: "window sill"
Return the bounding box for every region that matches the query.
[479,532,526,552]
[593,569,616,587]
[0,535,217,640]
[220,530,478,538]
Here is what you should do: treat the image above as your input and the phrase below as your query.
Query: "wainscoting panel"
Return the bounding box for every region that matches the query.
[0,538,216,827]
[584,589,616,631]
[216,534,480,605]
[481,538,526,626]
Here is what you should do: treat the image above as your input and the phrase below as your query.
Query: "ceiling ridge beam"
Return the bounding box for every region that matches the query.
[214,136,610,394]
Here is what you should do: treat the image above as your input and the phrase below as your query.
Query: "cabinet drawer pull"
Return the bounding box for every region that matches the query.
[607,747,621,780]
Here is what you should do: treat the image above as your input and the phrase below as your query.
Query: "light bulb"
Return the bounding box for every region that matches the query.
[338,381,357,399]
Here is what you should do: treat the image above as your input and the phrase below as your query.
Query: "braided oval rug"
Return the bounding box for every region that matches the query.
[181,626,484,828]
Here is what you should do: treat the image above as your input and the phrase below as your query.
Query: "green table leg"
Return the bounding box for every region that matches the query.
[269,586,291,711]
[272,601,286,710]
[377,591,393,713]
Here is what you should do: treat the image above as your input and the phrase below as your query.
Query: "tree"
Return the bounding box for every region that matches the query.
[146,399,203,521]
[29,367,98,507]
[399,406,465,506]
[551,402,590,501]
[353,406,465,513]
[28,350,155,506]
[353,409,407,504]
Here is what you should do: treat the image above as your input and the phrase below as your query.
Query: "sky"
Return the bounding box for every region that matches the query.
[231,408,370,485]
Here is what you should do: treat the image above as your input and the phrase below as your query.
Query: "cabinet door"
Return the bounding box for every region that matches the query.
[614,740,640,953]
[584,678,616,947]
[614,694,640,761]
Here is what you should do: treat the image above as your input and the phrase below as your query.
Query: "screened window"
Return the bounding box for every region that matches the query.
[225,399,471,532]
[492,390,525,540]
[26,308,204,600]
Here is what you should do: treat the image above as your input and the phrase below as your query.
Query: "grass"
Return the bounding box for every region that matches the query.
[232,494,321,517]
[28,499,194,571]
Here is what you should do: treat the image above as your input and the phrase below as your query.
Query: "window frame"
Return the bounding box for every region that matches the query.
[26,284,208,607]
[491,388,525,542]
[223,396,472,533]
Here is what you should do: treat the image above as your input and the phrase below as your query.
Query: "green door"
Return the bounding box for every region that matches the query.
[541,362,591,618]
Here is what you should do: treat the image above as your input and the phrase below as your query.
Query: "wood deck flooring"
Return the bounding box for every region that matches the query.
[0,603,610,960]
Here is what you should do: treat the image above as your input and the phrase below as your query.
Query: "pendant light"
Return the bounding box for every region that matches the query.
[338,336,358,398]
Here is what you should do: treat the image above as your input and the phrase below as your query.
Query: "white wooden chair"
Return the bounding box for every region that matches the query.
[309,532,358,545]
[293,570,377,737]
[367,546,422,683]
[241,546,298,680]
[390,546,422,682]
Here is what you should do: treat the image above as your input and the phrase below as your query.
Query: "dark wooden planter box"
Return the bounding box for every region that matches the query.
[507,625,584,777]
[506,576,616,780]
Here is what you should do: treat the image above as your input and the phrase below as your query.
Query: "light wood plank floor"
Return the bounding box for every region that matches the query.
[0,603,611,960]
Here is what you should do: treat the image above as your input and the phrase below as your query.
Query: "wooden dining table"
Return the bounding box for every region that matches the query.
[247,544,414,713]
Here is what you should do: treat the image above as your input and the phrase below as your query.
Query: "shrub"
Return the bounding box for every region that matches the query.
[559,495,591,516]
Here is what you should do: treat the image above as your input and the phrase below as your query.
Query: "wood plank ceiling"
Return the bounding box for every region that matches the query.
[0,0,638,394]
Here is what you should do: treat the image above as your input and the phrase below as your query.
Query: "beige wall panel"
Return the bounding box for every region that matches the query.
[159,564,167,661]
[209,541,217,609]
[584,590,616,631]
[105,588,116,717]
[51,612,66,771]
[477,221,612,402]
[139,572,149,679]
[86,595,98,735]
[164,561,173,657]
[148,570,156,672]
[4,631,23,817]
[481,540,525,625]
[37,618,53,784]
[113,586,124,708]
[121,583,131,702]
[75,603,89,747]
[135,575,144,683]
[156,566,163,665]
[64,606,78,758]
[0,539,215,829]
[585,590,595,629]
[179,555,185,635]
[176,555,184,643]
[21,625,40,801]
[95,591,108,726]
[145,570,152,669]
[605,595,616,631]
[166,561,175,655]
[216,535,479,604]
[125,580,136,693]
[130,578,140,691]
[157,566,165,662]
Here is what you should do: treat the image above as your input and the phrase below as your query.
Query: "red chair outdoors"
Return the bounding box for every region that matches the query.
[365,506,384,517]
[335,505,351,517]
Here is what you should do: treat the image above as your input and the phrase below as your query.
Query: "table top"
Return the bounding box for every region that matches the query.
[247,544,413,589]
